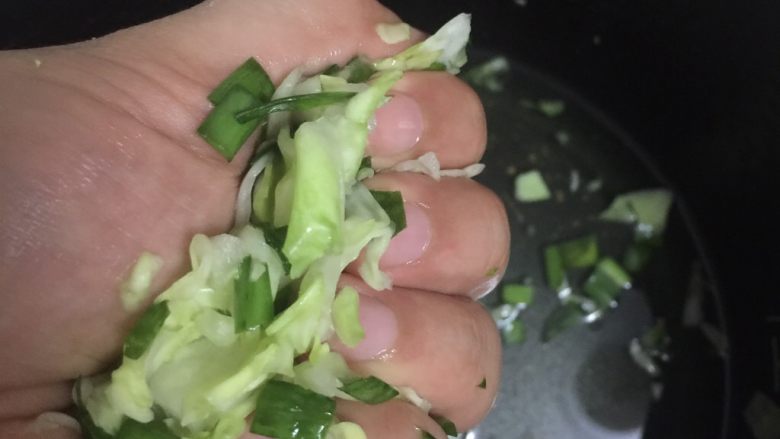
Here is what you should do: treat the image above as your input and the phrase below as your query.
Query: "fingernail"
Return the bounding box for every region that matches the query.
[381,202,431,267]
[337,295,398,361]
[368,94,423,155]
[29,412,81,434]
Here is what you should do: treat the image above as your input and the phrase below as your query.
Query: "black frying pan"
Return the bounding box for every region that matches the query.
[2,1,778,438]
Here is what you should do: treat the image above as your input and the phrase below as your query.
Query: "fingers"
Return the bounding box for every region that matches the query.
[348,172,510,297]
[0,414,81,439]
[368,72,487,169]
[331,276,501,430]
[336,399,447,439]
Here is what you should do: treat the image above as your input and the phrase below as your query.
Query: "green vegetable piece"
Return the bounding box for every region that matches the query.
[537,99,566,117]
[252,151,285,225]
[341,376,399,405]
[344,57,376,83]
[257,224,291,274]
[124,301,169,359]
[623,238,658,273]
[544,245,566,292]
[235,92,357,123]
[419,430,436,439]
[478,377,487,389]
[274,282,297,315]
[332,287,365,348]
[370,190,407,236]
[431,414,458,436]
[322,64,341,76]
[74,379,113,439]
[116,418,178,439]
[599,189,673,239]
[501,283,534,306]
[359,156,372,171]
[558,234,599,268]
[208,58,275,104]
[233,257,274,333]
[426,61,447,71]
[502,319,526,345]
[542,303,585,342]
[198,85,261,161]
[583,257,632,309]
[251,379,335,439]
[514,170,551,202]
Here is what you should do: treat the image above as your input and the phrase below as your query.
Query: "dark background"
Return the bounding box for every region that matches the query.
[2,0,778,437]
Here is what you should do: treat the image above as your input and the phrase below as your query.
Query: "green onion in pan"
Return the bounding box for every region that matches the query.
[115,418,178,439]
[544,245,566,292]
[558,234,599,268]
[370,190,407,236]
[431,415,458,436]
[341,376,399,405]
[502,319,526,345]
[542,303,586,342]
[501,283,534,306]
[623,238,659,273]
[233,256,274,333]
[583,257,632,309]
[251,380,336,439]
[478,377,487,389]
[235,92,357,123]
[197,85,261,161]
[123,301,169,359]
[208,58,275,104]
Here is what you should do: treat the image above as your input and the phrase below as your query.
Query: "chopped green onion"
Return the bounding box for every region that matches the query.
[251,379,336,439]
[208,58,275,104]
[502,319,526,344]
[258,224,291,274]
[198,85,261,161]
[599,189,673,239]
[332,287,365,348]
[544,245,566,291]
[124,301,169,359]
[274,282,297,315]
[583,258,632,309]
[558,234,599,268]
[341,376,399,405]
[478,377,487,389]
[116,418,178,439]
[431,415,458,437]
[514,170,551,202]
[74,379,113,439]
[501,283,534,306]
[623,238,657,273]
[344,57,377,83]
[252,151,284,224]
[427,62,447,71]
[370,190,407,236]
[235,92,356,123]
[419,429,436,439]
[322,64,341,76]
[542,303,585,342]
[233,257,274,333]
[537,99,566,117]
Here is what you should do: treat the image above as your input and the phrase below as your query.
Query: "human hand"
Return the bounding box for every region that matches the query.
[0,0,509,437]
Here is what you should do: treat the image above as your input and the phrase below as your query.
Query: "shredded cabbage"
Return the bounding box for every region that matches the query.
[386,151,485,181]
[119,251,163,311]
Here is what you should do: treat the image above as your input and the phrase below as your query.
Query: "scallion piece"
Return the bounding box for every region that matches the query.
[558,234,599,268]
[235,92,356,123]
[124,301,169,359]
[427,62,447,71]
[208,58,275,104]
[623,238,658,273]
[478,377,487,389]
[198,85,261,161]
[583,257,632,309]
[501,283,534,306]
[274,282,297,315]
[341,376,399,405]
[544,245,566,291]
[514,170,551,202]
[431,415,458,437]
[542,303,585,342]
[359,156,372,171]
[370,190,406,236]
[343,57,376,83]
[251,379,335,439]
[233,256,274,333]
[419,430,436,439]
[116,418,178,439]
[502,319,526,344]
[258,224,291,274]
